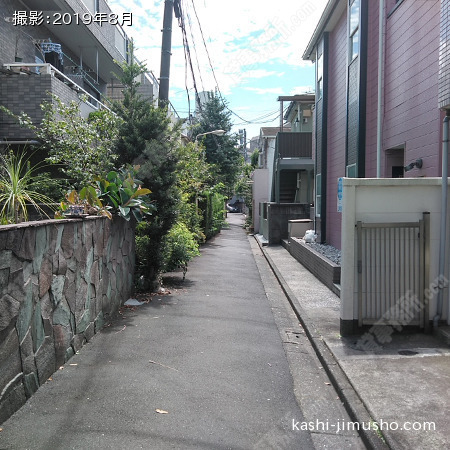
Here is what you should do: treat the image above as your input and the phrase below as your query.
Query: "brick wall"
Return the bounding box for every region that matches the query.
[0,73,80,139]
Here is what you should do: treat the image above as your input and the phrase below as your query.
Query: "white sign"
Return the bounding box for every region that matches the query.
[337,177,343,213]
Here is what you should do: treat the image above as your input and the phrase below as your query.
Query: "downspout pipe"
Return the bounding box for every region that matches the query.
[434,110,450,327]
[376,0,385,178]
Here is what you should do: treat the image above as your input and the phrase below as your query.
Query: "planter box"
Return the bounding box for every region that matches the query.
[287,237,341,297]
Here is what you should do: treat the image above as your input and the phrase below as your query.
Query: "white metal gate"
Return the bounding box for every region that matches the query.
[356,213,430,329]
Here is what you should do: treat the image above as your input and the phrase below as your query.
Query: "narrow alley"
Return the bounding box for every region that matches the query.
[0,214,362,449]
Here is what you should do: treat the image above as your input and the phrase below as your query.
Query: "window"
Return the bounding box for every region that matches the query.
[316,40,323,99]
[115,25,126,57]
[349,0,360,61]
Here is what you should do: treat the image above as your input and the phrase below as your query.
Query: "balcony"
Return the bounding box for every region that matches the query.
[0,63,111,140]
[272,132,314,204]
[18,0,129,84]
[275,132,312,158]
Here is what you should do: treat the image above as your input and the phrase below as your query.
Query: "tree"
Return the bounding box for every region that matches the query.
[194,93,241,194]
[0,96,121,190]
[113,43,180,283]
[250,149,260,168]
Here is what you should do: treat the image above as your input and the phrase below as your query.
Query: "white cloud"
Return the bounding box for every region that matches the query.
[108,0,327,90]
[107,0,327,132]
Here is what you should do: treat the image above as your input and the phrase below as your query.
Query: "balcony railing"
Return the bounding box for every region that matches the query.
[2,63,111,112]
[275,132,312,158]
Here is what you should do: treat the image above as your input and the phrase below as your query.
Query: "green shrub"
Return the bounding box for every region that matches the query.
[0,150,55,223]
[200,190,226,239]
[162,222,200,279]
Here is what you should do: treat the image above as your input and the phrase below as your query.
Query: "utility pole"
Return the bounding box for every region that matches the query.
[158,0,181,108]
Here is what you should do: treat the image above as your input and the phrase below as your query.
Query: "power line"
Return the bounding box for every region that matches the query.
[188,0,255,124]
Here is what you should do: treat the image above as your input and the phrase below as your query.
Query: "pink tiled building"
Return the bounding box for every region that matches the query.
[303,0,450,249]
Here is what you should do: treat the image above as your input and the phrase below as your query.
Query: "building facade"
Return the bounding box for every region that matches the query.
[303,0,448,248]
[0,0,156,142]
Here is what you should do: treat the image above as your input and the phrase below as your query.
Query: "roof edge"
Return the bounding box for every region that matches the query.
[302,0,345,61]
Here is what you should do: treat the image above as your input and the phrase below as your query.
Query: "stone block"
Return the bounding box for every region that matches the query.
[53,325,71,367]
[8,267,25,303]
[39,256,53,298]
[15,291,33,342]
[50,274,65,307]
[40,292,52,321]
[75,278,88,319]
[53,300,71,327]
[17,227,36,261]
[84,247,94,284]
[47,224,59,255]
[35,336,56,385]
[43,318,53,337]
[64,280,76,314]
[33,226,47,273]
[0,383,27,425]
[19,329,34,365]
[22,260,34,286]
[0,294,21,332]
[31,302,45,353]
[90,259,99,287]
[23,372,39,398]
[0,250,12,270]
[0,232,7,251]
[93,221,104,259]
[76,309,91,334]
[52,251,59,274]
[61,224,74,259]
[65,346,75,362]
[84,321,95,342]
[0,328,22,399]
[54,224,64,253]
[6,228,24,255]
[57,250,67,276]
[71,334,85,353]
[94,312,105,331]
[0,268,9,296]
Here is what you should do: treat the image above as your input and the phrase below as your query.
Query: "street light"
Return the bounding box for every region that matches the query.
[194,129,225,141]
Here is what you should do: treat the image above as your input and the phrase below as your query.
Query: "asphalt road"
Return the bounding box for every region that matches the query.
[0,214,362,449]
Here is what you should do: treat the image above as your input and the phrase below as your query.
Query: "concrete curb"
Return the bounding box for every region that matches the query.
[254,236,390,450]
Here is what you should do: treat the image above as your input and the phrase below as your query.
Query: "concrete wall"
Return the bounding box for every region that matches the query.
[252,169,269,233]
[0,216,135,423]
[262,203,310,245]
[340,177,450,331]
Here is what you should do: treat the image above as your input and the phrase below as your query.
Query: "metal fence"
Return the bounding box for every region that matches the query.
[356,213,430,330]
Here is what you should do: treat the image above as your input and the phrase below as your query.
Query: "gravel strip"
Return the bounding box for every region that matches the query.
[306,242,341,265]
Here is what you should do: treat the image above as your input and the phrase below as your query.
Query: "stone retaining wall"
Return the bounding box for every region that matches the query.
[0,216,135,423]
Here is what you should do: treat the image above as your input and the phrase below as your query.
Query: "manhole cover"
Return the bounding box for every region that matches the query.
[398,350,419,356]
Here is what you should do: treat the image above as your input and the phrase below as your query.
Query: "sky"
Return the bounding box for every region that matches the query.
[107,0,328,140]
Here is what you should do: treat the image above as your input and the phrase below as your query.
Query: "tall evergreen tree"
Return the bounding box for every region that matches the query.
[194,94,241,194]
[113,44,180,283]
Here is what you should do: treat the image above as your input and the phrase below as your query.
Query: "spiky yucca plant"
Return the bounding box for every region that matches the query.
[0,150,55,224]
